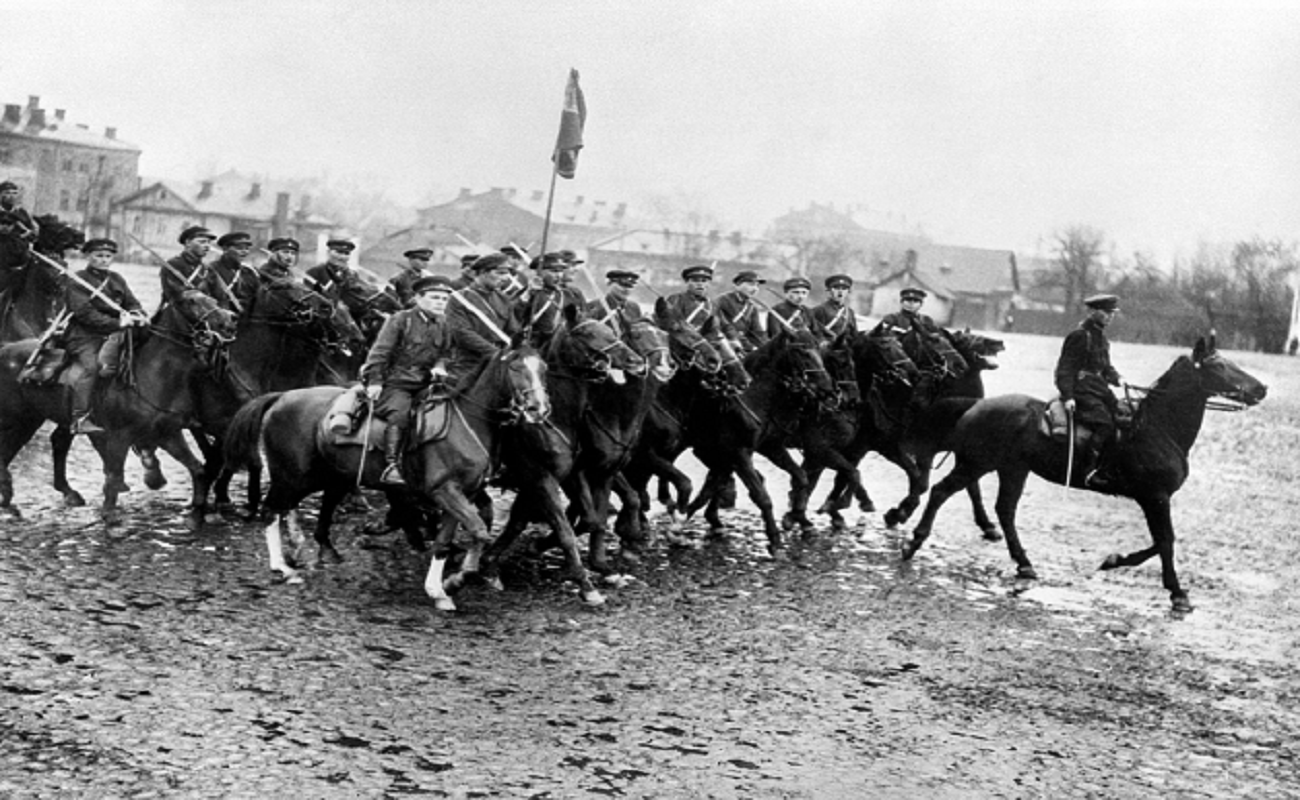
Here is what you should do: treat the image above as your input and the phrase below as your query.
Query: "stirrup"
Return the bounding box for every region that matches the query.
[380,464,407,486]
[71,415,105,435]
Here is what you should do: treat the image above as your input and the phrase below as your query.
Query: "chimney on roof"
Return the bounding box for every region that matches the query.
[532,190,544,201]
[505,188,516,199]
[26,109,46,131]
[248,182,262,200]
[3,105,20,129]
[198,181,214,200]
[274,192,290,231]
[458,187,472,199]
[298,194,312,218]
[54,109,66,122]
[614,203,627,218]
[575,195,584,205]
[27,96,39,110]
[105,127,117,140]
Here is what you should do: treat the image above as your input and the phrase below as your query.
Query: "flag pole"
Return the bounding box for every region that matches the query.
[538,150,561,260]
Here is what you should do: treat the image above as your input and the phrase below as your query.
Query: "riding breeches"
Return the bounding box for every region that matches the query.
[376,384,423,430]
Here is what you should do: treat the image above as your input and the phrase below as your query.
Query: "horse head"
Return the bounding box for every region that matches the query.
[557,308,645,383]
[624,319,675,382]
[496,342,551,424]
[1192,335,1267,408]
[950,329,1005,372]
[175,289,238,341]
[325,300,369,357]
[777,328,836,409]
[854,331,920,388]
[662,314,722,375]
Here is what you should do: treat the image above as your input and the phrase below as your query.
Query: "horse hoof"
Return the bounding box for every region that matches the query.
[582,589,607,606]
[1171,595,1194,615]
[63,491,86,508]
[276,570,303,585]
[830,517,846,532]
[0,505,21,519]
[484,576,504,592]
[899,540,918,560]
[101,509,124,527]
[982,528,1003,542]
[143,475,167,491]
[883,510,902,528]
[1016,566,1038,581]
[185,514,204,533]
[706,526,727,540]
[317,547,344,566]
[1099,554,1123,571]
[780,514,797,532]
[859,500,875,514]
[433,597,457,612]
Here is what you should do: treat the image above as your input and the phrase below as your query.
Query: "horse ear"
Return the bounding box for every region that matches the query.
[1193,337,1207,362]
[1208,329,1217,353]
[654,296,670,321]
[563,303,580,327]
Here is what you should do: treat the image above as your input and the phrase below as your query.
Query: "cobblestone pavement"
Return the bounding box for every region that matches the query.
[1,428,1297,799]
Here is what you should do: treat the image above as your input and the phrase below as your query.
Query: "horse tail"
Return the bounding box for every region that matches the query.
[223,392,283,473]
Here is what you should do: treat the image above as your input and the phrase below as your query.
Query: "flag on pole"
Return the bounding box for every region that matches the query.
[553,69,586,179]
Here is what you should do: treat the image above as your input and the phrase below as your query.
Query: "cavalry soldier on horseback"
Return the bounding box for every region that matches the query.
[360,274,455,486]
[657,264,737,346]
[162,226,217,311]
[588,269,644,338]
[65,239,148,434]
[211,232,260,312]
[0,211,32,298]
[390,248,433,308]
[305,239,372,320]
[716,270,768,355]
[0,181,38,242]
[810,274,858,342]
[450,253,479,291]
[1056,293,1125,489]
[516,252,586,347]
[446,252,516,384]
[766,276,813,337]
[258,237,300,287]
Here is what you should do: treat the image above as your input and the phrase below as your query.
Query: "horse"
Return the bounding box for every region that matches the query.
[901,335,1266,613]
[818,330,1006,536]
[0,215,82,342]
[0,290,238,525]
[220,341,551,611]
[565,317,676,572]
[682,327,837,554]
[481,311,646,605]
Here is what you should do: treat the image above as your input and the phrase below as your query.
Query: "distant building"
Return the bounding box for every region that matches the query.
[0,95,141,236]
[414,186,630,257]
[113,170,336,260]
[587,228,791,300]
[869,245,1017,330]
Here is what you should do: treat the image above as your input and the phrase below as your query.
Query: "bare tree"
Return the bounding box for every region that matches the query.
[1051,225,1107,310]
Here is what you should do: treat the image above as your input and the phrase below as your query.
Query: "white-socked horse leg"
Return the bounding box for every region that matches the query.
[265,514,302,584]
[424,555,456,612]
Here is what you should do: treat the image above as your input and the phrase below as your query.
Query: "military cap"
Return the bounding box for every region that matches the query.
[783,276,812,292]
[413,275,454,294]
[825,274,853,290]
[900,287,927,301]
[0,180,18,192]
[557,249,584,265]
[217,231,253,249]
[326,239,355,253]
[403,248,434,260]
[681,265,713,281]
[733,270,766,285]
[267,237,301,252]
[606,269,639,286]
[1084,293,1120,312]
[82,238,118,254]
[460,253,481,268]
[500,244,528,260]
[470,252,511,272]
[532,252,568,271]
[178,225,216,244]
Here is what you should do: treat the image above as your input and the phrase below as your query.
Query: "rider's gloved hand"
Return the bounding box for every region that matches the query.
[1064,398,1077,413]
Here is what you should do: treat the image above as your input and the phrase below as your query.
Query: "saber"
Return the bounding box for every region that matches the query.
[29,249,132,316]
[126,231,245,314]
[357,388,375,488]
[1064,405,1076,497]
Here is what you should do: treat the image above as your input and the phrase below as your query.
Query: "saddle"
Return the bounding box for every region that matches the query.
[18,346,67,386]
[413,392,453,445]
[1040,397,1135,443]
[317,387,455,451]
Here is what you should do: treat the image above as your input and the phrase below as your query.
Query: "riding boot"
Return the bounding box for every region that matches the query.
[70,375,104,435]
[1084,444,1119,491]
[380,425,407,486]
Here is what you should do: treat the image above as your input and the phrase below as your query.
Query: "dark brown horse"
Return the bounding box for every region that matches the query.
[220,341,551,611]
[901,336,1266,613]
[482,312,645,605]
[0,290,237,525]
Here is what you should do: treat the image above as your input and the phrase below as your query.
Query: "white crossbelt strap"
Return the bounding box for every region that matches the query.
[450,290,510,344]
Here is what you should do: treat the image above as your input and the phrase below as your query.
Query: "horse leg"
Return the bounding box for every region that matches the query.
[583,472,618,575]
[537,475,605,605]
[992,468,1036,580]
[263,509,308,583]
[46,424,87,507]
[156,431,211,531]
[136,446,167,491]
[92,434,132,526]
[760,443,813,535]
[882,447,926,529]
[423,510,461,612]
[901,460,984,559]
[967,478,1002,541]
[733,456,781,555]
[1100,495,1190,613]
[610,472,647,563]
[429,483,494,605]
[312,486,349,566]
[0,418,44,516]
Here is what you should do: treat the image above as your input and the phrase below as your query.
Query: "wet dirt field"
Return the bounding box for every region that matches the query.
[2,334,1298,798]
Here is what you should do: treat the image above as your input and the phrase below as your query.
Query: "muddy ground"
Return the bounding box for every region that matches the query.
[1,334,1297,798]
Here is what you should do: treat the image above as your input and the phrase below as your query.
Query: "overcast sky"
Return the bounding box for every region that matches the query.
[5,0,1299,260]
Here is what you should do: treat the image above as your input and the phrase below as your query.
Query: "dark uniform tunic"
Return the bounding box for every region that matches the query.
[1054,316,1121,436]
[446,285,514,382]
[873,309,965,373]
[65,267,143,416]
[810,298,858,342]
[162,250,213,311]
[305,263,372,321]
[388,267,428,309]
[765,300,811,338]
[587,294,644,340]
[0,204,39,241]
[516,284,586,347]
[360,307,453,429]
[715,290,767,353]
[0,230,31,296]
[656,292,735,343]
[208,251,259,312]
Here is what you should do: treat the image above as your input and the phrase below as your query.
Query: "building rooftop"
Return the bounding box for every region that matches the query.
[1,95,140,152]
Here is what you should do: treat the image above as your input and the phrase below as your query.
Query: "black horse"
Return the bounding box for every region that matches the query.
[0,215,83,343]
[901,336,1266,613]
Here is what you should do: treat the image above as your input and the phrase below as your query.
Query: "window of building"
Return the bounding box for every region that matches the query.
[63,159,73,172]
[59,191,70,211]
[132,215,143,235]
[78,162,89,173]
